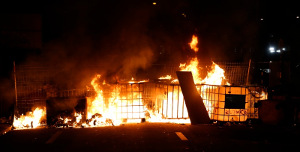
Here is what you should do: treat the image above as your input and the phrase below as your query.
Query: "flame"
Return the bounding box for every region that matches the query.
[178,35,229,86]
[128,77,149,84]
[189,35,199,52]
[86,74,120,126]
[158,75,172,80]
[83,74,148,127]
[179,57,201,84]
[51,34,267,127]
[75,112,82,124]
[13,107,46,129]
[149,35,231,122]
[260,91,268,100]
[202,62,230,85]
[82,35,231,125]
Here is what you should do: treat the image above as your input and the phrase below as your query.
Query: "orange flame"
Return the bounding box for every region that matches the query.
[149,35,231,122]
[189,35,199,52]
[179,57,201,84]
[86,74,120,126]
[202,62,230,85]
[158,75,172,80]
[84,74,148,127]
[13,107,46,129]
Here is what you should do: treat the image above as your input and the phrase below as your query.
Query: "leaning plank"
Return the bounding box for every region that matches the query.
[176,71,210,124]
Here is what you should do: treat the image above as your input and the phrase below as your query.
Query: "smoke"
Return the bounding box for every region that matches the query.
[21,0,259,88]
[190,0,260,62]
[121,47,154,76]
[18,0,158,88]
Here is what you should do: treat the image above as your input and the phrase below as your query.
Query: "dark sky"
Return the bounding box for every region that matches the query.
[1,0,300,80]
[2,0,300,61]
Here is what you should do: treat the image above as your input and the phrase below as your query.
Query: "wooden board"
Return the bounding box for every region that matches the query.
[176,71,210,124]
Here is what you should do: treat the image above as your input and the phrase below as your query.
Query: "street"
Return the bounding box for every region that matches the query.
[1,123,300,152]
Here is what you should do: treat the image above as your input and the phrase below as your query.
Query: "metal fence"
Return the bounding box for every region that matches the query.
[150,83,188,119]
[14,66,49,114]
[158,62,250,86]
[148,83,267,122]
[14,63,265,122]
[115,83,145,119]
[215,62,250,86]
[197,84,267,121]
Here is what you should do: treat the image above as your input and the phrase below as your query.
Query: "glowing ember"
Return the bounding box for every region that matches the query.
[13,107,46,129]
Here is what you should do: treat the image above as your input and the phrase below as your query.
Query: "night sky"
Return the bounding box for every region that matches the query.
[1,0,300,64]
[1,0,300,115]
[1,0,300,77]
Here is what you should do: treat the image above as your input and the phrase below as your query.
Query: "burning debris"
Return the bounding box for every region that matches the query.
[13,107,46,129]
[12,35,268,129]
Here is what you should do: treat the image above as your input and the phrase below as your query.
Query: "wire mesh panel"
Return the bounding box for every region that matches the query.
[116,83,145,119]
[160,62,250,86]
[14,64,264,123]
[214,62,250,86]
[152,83,267,122]
[152,83,189,119]
[15,66,50,114]
[198,85,267,122]
[143,83,158,116]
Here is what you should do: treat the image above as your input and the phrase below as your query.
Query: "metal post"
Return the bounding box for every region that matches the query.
[246,59,252,85]
[166,85,169,118]
[131,84,133,119]
[13,61,18,115]
[172,85,174,118]
[177,85,179,119]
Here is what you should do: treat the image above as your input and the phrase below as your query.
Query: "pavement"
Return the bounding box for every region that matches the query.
[1,123,300,152]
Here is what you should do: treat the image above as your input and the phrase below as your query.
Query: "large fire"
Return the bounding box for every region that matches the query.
[79,75,147,127]
[13,35,267,128]
[178,35,229,85]
[147,35,230,122]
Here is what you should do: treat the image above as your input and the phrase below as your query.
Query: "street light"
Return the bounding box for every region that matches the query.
[269,47,275,53]
[269,46,286,54]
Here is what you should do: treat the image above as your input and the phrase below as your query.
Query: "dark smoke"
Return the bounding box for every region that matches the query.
[22,0,259,88]
[22,1,159,88]
[190,0,260,62]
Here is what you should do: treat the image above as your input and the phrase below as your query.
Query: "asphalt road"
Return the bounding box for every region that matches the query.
[1,123,300,152]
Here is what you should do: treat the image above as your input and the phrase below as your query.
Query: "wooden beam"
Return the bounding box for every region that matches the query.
[176,71,210,124]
